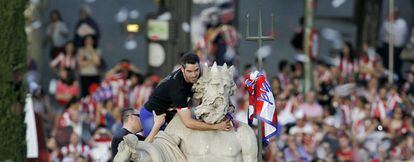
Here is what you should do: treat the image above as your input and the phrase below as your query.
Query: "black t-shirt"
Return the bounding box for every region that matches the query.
[111,128,145,158]
[144,70,193,116]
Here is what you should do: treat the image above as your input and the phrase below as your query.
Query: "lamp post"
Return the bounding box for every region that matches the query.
[388,0,394,84]
[304,0,314,93]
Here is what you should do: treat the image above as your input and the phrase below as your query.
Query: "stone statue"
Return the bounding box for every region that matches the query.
[114,63,258,162]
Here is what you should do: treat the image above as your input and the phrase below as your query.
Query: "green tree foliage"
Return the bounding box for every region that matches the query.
[0,0,27,161]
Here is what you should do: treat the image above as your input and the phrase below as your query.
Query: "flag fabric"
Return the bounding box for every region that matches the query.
[245,70,280,144]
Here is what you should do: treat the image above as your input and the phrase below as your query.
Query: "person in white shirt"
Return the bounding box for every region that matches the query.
[378,9,408,79]
[46,10,68,59]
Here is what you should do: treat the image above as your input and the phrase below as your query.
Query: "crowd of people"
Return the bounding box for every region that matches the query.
[27,5,163,161]
[261,46,414,161]
[24,2,414,162]
[259,10,414,161]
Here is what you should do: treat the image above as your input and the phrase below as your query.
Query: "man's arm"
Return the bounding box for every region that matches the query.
[111,136,122,159]
[105,64,121,79]
[176,109,230,131]
[144,112,166,143]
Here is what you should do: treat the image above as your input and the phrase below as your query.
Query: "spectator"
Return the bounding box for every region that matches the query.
[130,74,153,110]
[103,70,142,109]
[271,76,282,98]
[337,42,358,83]
[46,10,68,59]
[60,132,91,161]
[298,91,323,122]
[386,107,409,138]
[32,88,54,135]
[289,110,313,135]
[314,62,334,107]
[378,8,408,78]
[290,16,304,52]
[50,41,77,72]
[77,35,101,97]
[105,59,141,80]
[95,100,116,129]
[402,69,414,96]
[358,42,380,83]
[110,107,123,135]
[110,108,143,158]
[335,133,358,161]
[283,135,310,162]
[55,68,80,110]
[89,127,113,161]
[110,108,165,159]
[73,5,100,49]
[321,117,340,154]
[278,60,291,90]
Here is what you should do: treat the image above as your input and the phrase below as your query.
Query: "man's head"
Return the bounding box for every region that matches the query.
[79,5,91,20]
[129,72,144,87]
[121,108,142,133]
[69,132,80,145]
[389,8,400,20]
[305,91,315,104]
[65,97,80,110]
[180,52,200,84]
[278,60,290,74]
[50,10,62,22]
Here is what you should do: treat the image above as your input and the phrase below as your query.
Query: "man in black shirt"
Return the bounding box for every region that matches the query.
[140,53,230,139]
[111,108,165,159]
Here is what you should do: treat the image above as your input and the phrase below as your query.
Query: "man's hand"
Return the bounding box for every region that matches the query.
[214,119,231,131]
[153,111,166,128]
[145,111,166,143]
[177,109,231,131]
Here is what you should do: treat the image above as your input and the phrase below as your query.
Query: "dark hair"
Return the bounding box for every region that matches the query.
[270,76,282,94]
[83,34,97,48]
[132,72,145,85]
[65,40,74,46]
[60,68,76,86]
[180,52,200,68]
[278,60,289,72]
[121,108,139,124]
[341,41,355,60]
[84,34,95,42]
[50,10,63,21]
[271,76,281,83]
[299,16,304,26]
[244,64,252,71]
[119,59,131,64]
[64,41,75,55]
[65,97,79,110]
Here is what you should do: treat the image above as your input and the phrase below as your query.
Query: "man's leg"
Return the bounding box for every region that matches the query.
[139,106,154,137]
[379,43,389,68]
[394,46,404,81]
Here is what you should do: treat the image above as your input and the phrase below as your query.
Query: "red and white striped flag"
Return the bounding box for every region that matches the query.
[245,70,279,144]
